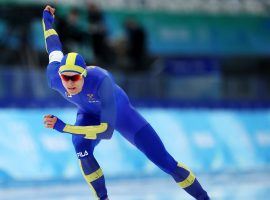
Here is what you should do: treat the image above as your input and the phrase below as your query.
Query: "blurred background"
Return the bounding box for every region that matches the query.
[0,0,270,199]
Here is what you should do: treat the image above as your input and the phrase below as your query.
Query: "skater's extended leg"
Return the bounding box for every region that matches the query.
[134,124,210,200]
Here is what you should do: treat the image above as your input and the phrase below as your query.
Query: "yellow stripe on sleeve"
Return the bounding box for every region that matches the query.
[42,20,46,35]
[63,123,108,139]
[45,29,58,39]
[42,20,48,52]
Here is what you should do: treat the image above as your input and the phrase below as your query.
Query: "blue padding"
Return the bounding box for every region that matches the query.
[0,108,270,182]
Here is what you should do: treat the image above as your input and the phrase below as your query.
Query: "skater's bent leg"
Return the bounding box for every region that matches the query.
[72,135,108,200]
[134,124,210,200]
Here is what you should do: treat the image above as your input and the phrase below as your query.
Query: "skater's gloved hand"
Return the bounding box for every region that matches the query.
[43,114,66,132]
[43,5,55,25]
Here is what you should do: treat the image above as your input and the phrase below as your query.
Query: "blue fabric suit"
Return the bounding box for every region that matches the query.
[42,9,210,200]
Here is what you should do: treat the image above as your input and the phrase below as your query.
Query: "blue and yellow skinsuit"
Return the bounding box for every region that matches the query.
[42,10,210,200]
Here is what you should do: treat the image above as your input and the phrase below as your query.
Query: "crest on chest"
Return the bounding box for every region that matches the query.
[65,92,72,98]
[87,93,99,103]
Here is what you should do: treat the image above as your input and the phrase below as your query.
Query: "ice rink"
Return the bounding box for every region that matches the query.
[1,171,270,200]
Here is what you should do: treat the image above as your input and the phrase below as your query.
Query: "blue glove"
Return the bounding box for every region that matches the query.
[52,115,66,133]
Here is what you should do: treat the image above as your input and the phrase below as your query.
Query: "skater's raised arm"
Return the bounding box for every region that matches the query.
[42,5,63,64]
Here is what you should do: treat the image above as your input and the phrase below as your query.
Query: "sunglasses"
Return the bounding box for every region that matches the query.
[60,74,82,82]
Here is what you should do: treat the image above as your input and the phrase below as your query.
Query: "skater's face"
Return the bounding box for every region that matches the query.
[60,72,84,95]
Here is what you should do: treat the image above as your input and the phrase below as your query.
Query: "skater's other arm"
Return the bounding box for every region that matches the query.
[43,115,108,140]
[42,5,63,64]
[42,5,64,88]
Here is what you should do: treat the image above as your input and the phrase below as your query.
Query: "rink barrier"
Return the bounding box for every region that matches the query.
[0,108,269,182]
